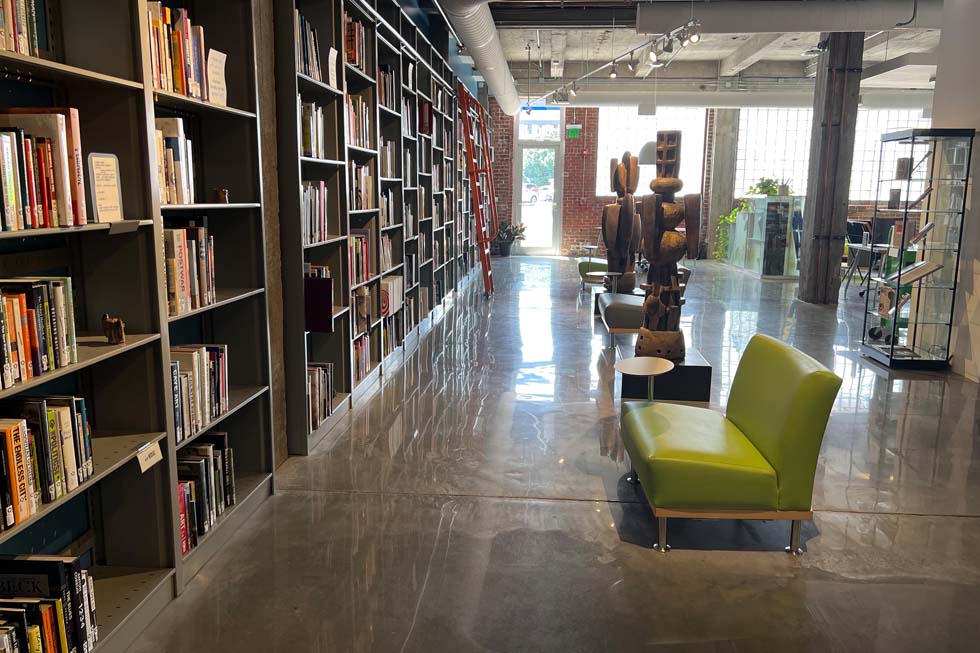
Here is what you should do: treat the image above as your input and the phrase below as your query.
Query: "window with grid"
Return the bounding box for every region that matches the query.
[734,107,931,200]
[595,106,707,195]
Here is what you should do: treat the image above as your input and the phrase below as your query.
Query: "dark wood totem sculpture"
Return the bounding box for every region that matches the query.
[635,131,701,361]
[600,152,641,293]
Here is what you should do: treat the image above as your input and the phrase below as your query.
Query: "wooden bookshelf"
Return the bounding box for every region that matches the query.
[275,0,480,455]
[0,1,274,650]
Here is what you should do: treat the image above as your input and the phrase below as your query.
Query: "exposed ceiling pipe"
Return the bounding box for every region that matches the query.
[442,0,522,114]
[550,88,934,110]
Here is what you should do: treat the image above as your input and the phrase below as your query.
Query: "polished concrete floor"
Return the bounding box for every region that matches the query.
[132,258,980,652]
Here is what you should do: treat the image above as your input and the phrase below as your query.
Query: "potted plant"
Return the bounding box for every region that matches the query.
[495,222,526,256]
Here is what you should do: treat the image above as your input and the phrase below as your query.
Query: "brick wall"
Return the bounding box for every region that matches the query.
[490,99,515,227]
[699,109,715,258]
[560,107,612,255]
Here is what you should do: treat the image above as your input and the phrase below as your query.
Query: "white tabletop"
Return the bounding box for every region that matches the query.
[847,243,891,252]
[586,270,622,277]
[615,356,675,377]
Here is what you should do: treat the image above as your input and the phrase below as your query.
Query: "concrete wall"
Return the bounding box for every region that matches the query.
[932,0,980,380]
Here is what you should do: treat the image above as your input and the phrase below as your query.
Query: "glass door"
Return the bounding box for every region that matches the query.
[515,107,562,254]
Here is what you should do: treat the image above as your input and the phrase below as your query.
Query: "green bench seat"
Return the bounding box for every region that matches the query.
[620,334,841,553]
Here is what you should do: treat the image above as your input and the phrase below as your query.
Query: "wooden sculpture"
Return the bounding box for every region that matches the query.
[635,130,701,361]
[600,152,641,293]
[102,313,126,345]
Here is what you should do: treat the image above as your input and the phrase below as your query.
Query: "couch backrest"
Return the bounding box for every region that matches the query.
[725,334,842,511]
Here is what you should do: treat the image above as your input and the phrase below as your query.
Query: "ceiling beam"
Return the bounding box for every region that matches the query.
[491,6,636,29]
[720,33,790,77]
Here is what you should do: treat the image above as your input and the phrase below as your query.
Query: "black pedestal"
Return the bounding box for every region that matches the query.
[619,346,712,402]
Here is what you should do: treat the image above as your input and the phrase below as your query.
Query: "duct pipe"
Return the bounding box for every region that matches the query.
[547,88,934,110]
[637,0,943,34]
[442,0,522,115]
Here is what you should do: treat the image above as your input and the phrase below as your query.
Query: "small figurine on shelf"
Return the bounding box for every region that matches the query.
[102,313,126,345]
[212,188,230,204]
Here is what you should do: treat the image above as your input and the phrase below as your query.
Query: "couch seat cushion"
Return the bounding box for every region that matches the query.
[597,293,645,329]
[621,402,778,510]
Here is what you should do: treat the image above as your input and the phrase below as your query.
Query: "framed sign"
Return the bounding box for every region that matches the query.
[87,153,123,223]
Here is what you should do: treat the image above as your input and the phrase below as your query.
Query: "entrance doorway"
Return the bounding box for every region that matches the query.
[514,108,562,254]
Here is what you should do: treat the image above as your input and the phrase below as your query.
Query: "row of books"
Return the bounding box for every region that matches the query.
[380,234,397,272]
[345,95,373,150]
[380,187,397,228]
[344,16,368,73]
[380,140,397,177]
[154,117,196,206]
[419,144,430,171]
[0,277,78,390]
[349,229,373,286]
[352,287,370,336]
[380,314,402,359]
[353,335,370,383]
[403,148,414,183]
[405,254,417,289]
[418,99,434,135]
[403,62,415,91]
[301,180,330,246]
[300,99,328,160]
[177,432,236,554]
[0,395,93,527]
[380,276,403,317]
[0,555,99,653]
[146,3,210,101]
[294,10,323,82]
[404,202,416,239]
[349,161,374,210]
[378,64,398,112]
[307,363,335,432]
[303,264,334,334]
[400,98,415,137]
[164,225,215,317]
[170,344,229,444]
[0,0,48,56]
[0,109,86,229]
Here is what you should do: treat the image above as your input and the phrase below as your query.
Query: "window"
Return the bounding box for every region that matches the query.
[518,106,561,141]
[595,106,706,195]
[734,107,930,200]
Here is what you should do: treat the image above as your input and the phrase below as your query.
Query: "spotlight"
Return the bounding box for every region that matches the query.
[688,19,702,44]
[627,59,637,72]
[663,38,674,54]
[690,32,701,44]
[648,49,658,63]
[680,30,690,47]
[569,84,577,97]
[609,64,618,79]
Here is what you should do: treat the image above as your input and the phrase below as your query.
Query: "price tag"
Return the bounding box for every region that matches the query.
[136,441,163,473]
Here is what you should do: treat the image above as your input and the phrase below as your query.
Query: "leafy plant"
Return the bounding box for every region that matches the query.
[496,222,527,243]
[713,201,745,260]
[747,177,792,196]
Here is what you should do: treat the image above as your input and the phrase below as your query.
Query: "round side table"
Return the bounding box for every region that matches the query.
[581,245,600,290]
[586,270,623,294]
[614,356,675,402]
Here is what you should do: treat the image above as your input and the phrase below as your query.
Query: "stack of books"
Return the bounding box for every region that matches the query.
[300,100,327,159]
[164,224,216,317]
[0,108,87,228]
[352,287,371,335]
[0,395,93,526]
[378,64,397,111]
[345,96,372,149]
[294,10,323,82]
[301,180,328,246]
[404,202,415,238]
[307,363,335,431]
[0,555,99,652]
[0,277,78,390]
[155,117,196,205]
[380,276,404,317]
[177,432,236,554]
[401,98,415,136]
[343,16,368,72]
[353,335,369,382]
[348,229,373,285]
[146,3,211,101]
[170,345,229,443]
[380,234,395,271]
[380,140,397,177]
[380,187,396,227]
[403,147,414,179]
[348,161,374,210]
[0,2,53,56]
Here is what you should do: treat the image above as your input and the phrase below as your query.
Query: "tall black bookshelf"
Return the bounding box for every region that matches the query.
[0,0,274,650]
[276,0,479,456]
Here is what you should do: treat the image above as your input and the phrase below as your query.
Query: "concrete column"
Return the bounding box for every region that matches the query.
[798,32,864,304]
[932,0,980,380]
[705,109,739,258]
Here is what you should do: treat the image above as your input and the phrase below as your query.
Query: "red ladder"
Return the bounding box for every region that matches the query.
[457,83,497,296]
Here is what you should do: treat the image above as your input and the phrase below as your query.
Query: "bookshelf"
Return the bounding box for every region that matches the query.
[276,0,480,456]
[0,1,274,650]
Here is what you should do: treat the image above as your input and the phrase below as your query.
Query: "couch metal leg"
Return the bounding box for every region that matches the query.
[654,516,670,553]
[608,331,615,348]
[785,520,803,555]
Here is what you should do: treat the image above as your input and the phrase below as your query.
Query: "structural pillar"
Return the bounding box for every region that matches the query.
[706,109,739,258]
[932,0,980,380]
[798,32,864,304]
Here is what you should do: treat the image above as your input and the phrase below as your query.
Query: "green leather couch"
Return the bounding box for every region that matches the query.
[620,334,842,553]
[578,258,607,290]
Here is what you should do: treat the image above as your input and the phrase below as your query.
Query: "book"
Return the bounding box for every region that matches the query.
[0,113,73,226]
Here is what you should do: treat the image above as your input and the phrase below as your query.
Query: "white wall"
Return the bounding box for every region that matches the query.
[932,0,980,380]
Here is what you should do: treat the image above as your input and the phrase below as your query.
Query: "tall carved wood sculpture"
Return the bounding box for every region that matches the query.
[636,131,701,361]
[601,152,641,293]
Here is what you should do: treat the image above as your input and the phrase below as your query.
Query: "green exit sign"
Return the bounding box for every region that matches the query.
[566,123,582,139]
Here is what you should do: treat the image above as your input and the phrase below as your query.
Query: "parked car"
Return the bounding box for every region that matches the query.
[522,182,539,204]
[538,183,554,201]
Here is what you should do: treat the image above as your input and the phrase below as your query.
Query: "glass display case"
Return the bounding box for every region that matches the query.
[728,195,805,278]
[861,128,975,369]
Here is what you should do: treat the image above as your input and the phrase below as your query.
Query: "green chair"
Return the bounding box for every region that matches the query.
[620,334,841,553]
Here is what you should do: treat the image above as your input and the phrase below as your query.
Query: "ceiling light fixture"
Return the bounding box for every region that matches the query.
[609,64,618,79]
[569,84,577,97]
[663,38,674,54]
[648,49,658,64]
[688,19,702,44]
